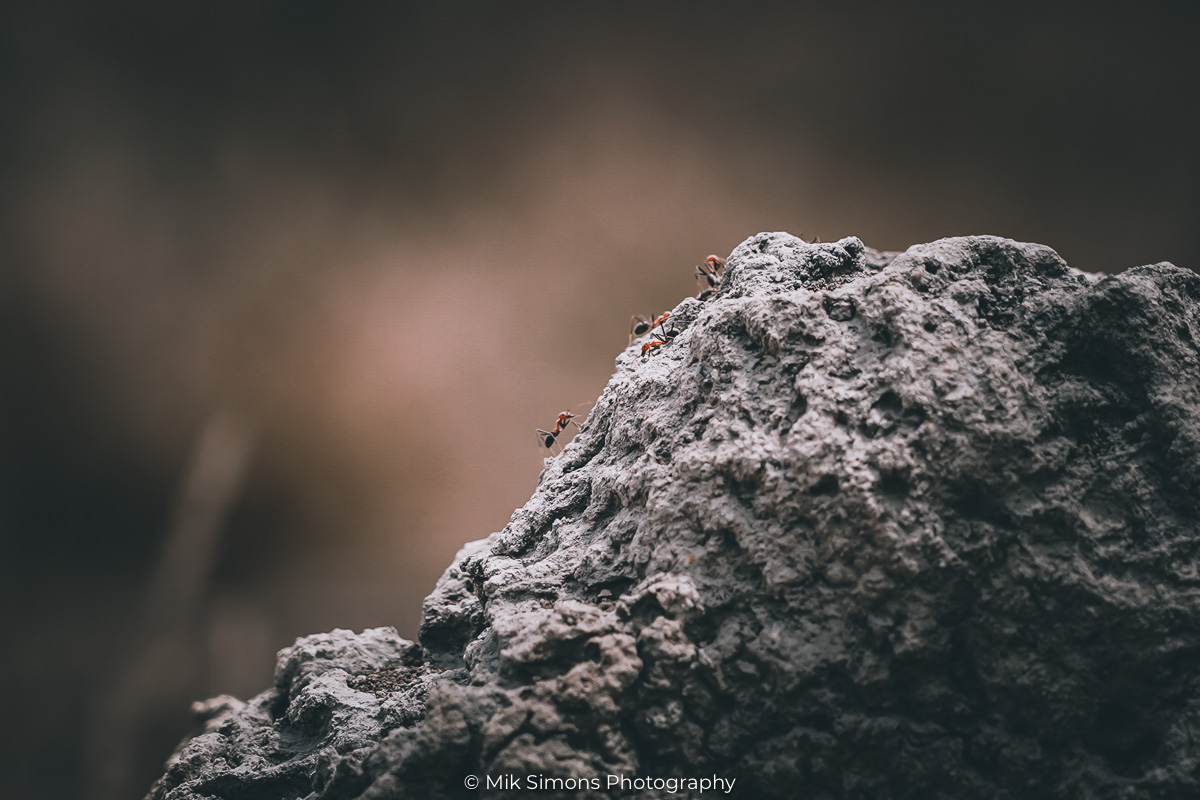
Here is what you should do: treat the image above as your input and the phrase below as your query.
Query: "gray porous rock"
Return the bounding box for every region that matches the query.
[148,234,1200,800]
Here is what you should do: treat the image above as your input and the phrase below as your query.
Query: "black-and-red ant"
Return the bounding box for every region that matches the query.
[629,311,671,344]
[536,402,591,451]
[640,320,679,357]
[696,255,726,300]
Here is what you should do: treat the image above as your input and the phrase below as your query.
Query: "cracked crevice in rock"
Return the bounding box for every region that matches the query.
[148,233,1200,800]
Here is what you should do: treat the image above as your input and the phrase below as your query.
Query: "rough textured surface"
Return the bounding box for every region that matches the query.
[148,234,1200,799]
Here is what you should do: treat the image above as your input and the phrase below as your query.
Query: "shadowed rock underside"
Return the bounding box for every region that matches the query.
[149,233,1200,800]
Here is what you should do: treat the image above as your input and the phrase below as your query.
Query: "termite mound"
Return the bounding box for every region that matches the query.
[150,233,1200,800]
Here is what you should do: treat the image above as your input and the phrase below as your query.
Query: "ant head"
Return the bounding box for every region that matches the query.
[706,255,725,270]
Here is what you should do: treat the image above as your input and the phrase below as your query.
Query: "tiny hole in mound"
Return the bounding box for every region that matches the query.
[923,320,938,332]
[788,394,808,420]
[809,474,839,496]
[872,390,904,415]
[923,259,941,273]
[824,296,856,321]
[583,640,604,663]
[879,472,909,497]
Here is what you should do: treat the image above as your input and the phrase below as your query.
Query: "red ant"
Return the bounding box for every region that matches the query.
[629,311,671,344]
[640,321,679,357]
[696,255,726,300]
[536,402,591,451]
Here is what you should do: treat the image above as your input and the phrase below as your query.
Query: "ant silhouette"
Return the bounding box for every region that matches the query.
[629,311,671,345]
[696,255,726,300]
[536,402,591,451]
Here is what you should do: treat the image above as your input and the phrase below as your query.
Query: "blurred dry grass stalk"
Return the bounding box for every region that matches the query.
[88,412,253,798]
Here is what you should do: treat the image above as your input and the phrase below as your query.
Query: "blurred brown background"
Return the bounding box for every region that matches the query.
[0,2,1196,798]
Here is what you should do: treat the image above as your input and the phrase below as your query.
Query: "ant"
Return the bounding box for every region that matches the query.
[641,321,679,357]
[536,402,591,451]
[696,255,726,300]
[629,311,671,345]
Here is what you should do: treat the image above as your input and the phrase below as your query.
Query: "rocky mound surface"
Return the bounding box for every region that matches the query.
[148,233,1200,799]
